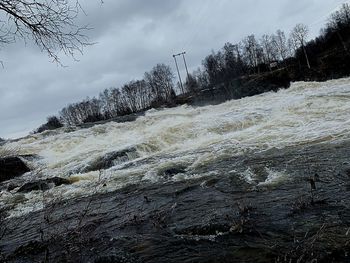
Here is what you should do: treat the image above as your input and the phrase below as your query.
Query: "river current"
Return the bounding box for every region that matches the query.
[1,77,350,218]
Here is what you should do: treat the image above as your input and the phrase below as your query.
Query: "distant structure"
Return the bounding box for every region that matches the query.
[270,61,278,69]
[173,51,190,94]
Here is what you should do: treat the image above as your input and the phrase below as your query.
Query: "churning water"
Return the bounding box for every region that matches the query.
[1,77,350,217]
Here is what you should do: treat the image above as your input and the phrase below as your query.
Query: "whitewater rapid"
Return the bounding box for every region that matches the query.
[1,77,350,217]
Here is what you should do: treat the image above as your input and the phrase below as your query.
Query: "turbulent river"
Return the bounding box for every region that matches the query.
[1,77,350,218]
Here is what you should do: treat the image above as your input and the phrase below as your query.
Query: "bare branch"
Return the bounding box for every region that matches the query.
[0,0,93,63]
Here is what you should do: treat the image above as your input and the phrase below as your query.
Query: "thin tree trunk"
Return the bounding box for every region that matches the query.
[302,45,311,69]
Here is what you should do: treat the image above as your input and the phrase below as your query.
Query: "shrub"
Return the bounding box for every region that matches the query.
[82,113,105,123]
[35,116,63,134]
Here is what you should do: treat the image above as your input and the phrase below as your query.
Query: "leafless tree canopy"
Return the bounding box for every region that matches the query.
[290,23,309,47]
[0,0,91,62]
[291,23,311,68]
[58,63,176,126]
[33,3,350,132]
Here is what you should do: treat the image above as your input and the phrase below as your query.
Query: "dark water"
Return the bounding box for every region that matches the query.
[1,140,350,262]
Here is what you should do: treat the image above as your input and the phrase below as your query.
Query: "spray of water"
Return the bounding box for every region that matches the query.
[1,77,350,217]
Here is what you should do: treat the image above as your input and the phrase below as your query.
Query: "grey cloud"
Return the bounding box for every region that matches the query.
[0,0,346,138]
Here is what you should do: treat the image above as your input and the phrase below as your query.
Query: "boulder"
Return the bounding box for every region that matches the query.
[162,166,186,179]
[0,156,30,183]
[17,177,71,193]
[82,148,139,172]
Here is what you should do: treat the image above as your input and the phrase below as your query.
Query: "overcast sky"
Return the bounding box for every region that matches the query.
[0,0,348,139]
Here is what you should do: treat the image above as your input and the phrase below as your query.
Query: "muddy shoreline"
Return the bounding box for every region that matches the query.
[1,140,350,262]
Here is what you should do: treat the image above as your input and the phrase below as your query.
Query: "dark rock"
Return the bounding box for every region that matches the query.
[18,154,39,161]
[251,166,269,182]
[144,195,151,203]
[0,156,30,183]
[82,148,139,172]
[2,141,350,262]
[7,183,18,191]
[17,177,71,193]
[307,177,317,190]
[162,166,186,179]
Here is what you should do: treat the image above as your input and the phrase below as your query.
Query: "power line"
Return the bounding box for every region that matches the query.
[181,52,190,81]
[182,0,212,51]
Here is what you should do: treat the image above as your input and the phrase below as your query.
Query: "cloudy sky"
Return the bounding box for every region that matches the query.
[0,0,348,138]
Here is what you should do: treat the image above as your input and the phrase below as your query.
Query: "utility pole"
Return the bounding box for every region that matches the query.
[181,52,190,81]
[173,51,190,94]
[173,54,184,94]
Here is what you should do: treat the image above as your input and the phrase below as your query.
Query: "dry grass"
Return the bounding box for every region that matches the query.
[274,224,332,263]
[228,201,254,234]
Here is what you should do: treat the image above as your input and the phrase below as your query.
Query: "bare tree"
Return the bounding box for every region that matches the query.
[242,34,264,74]
[0,0,92,62]
[291,23,311,69]
[34,115,63,133]
[327,3,350,29]
[144,64,175,104]
[222,42,244,78]
[260,34,276,67]
[272,30,288,61]
[202,51,224,86]
[122,80,149,113]
[326,3,350,52]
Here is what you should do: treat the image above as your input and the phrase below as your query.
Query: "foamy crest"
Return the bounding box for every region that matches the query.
[2,77,350,217]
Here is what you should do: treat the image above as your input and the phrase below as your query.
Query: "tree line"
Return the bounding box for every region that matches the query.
[36,3,350,133]
[192,4,350,93]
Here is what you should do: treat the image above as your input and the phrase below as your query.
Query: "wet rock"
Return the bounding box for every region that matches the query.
[2,141,350,262]
[0,156,30,183]
[19,154,40,162]
[7,183,18,191]
[175,223,231,236]
[82,148,139,172]
[0,137,6,146]
[17,177,71,193]
[162,166,186,179]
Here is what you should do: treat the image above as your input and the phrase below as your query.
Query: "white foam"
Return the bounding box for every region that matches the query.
[2,77,350,217]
